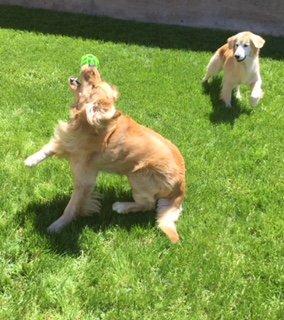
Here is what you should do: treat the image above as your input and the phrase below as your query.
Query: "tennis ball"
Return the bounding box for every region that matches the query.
[80,54,100,68]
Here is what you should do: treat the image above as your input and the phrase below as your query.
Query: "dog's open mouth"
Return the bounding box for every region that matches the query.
[70,77,81,86]
[236,56,246,62]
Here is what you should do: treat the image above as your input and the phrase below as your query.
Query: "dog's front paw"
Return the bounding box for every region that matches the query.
[202,76,212,83]
[112,202,128,214]
[47,220,64,233]
[236,92,242,101]
[24,150,47,167]
[251,97,260,106]
[251,94,263,106]
[221,97,232,108]
[24,155,39,167]
[251,90,263,107]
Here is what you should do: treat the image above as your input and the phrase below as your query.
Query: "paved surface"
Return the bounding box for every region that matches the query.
[0,0,283,36]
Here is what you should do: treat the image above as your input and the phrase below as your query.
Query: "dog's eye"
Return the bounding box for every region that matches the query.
[235,43,239,47]
[244,44,248,48]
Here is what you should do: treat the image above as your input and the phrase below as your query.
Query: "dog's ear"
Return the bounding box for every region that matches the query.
[85,98,116,126]
[227,35,236,49]
[251,34,265,49]
[85,102,96,126]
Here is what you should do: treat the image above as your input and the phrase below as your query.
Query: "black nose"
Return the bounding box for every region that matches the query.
[235,54,240,59]
[69,77,80,85]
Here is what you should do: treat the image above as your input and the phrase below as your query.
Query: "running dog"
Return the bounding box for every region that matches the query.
[203,31,265,107]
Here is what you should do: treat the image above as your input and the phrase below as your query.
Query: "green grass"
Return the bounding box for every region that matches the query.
[0,5,283,320]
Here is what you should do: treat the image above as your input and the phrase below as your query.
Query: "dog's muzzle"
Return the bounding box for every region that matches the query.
[70,77,81,86]
[235,55,246,62]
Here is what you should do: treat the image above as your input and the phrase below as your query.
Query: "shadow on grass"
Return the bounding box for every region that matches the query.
[203,77,252,126]
[20,185,156,255]
[0,5,283,59]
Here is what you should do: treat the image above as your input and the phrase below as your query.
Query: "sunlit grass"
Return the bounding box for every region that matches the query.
[0,6,283,320]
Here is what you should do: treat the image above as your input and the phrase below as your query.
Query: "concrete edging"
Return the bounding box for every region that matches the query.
[0,0,283,36]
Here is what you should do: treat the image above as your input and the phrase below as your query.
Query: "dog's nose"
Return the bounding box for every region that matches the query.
[235,54,240,59]
[69,77,80,85]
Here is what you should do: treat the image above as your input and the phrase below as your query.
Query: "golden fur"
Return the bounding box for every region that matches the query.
[25,67,186,243]
[203,31,265,107]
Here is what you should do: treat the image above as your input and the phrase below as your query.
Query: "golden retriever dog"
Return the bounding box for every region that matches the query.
[203,31,265,107]
[24,67,186,243]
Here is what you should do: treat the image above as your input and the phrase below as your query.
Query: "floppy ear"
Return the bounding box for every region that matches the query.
[85,98,116,126]
[251,34,265,49]
[227,35,236,49]
[85,102,96,126]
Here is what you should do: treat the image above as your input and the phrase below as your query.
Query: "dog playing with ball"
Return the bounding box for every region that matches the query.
[25,55,186,243]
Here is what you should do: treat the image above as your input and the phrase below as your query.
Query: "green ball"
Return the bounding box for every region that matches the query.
[80,54,100,68]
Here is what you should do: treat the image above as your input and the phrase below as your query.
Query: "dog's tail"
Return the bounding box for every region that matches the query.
[203,50,225,82]
[157,183,185,243]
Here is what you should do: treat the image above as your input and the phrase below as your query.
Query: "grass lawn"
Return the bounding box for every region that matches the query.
[0,5,283,320]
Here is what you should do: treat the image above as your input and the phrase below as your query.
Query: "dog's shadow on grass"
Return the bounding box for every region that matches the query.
[20,186,156,255]
[203,77,252,126]
[0,5,283,59]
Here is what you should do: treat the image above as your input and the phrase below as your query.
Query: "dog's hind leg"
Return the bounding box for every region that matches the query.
[47,159,99,233]
[24,142,55,167]
[112,174,156,214]
[112,193,155,214]
[203,52,223,83]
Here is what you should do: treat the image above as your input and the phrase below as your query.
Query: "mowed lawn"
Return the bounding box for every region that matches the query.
[0,6,283,320]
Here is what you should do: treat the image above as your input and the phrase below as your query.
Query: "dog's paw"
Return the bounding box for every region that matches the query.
[236,92,242,101]
[221,97,232,108]
[47,220,64,233]
[112,202,129,214]
[202,73,213,82]
[24,155,39,167]
[251,90,263,106]
[251,94,263,106]
[203,76,212,84]
[251,97,260,106]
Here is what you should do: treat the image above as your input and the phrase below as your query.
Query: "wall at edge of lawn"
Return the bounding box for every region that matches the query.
[0,0,283,36]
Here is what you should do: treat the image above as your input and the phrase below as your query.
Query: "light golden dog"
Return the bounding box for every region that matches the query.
[25,67,186,243]
[203,31,265,107]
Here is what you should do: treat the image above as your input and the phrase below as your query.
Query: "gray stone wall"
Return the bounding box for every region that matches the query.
[0,0,283,36]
